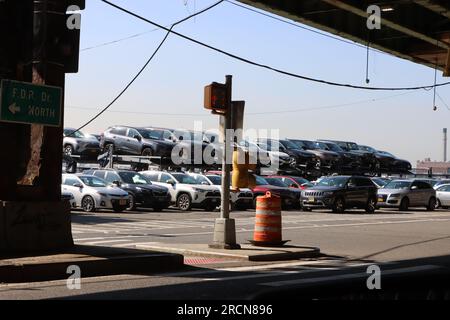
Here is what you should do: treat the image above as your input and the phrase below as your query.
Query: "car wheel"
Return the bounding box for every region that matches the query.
[332,197,345,213]
[126,194,136,211]
[399,197,409,211]
[81,196,96,213]
[177,193,192,211]
[435,199,441,209]
[365,197,376,213]
[142,148,153,157]
[427,197,436,211]
[64,144,74,155]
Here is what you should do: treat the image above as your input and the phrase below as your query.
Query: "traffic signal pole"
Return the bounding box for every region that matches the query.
[209,75,240,249]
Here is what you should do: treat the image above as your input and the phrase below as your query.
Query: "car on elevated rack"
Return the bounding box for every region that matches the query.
[317,140,363,173]
[237,140,291,172]
[251,175,299,210]
[100,126,175,162]
[320,140,377,173]
[377,179,436,211]
[141,171,221,211]
[187,173,254,210]
[62,174,130,213]
[376,150,412,173]
[63,128,101,160]
[83,169,171,211]
[288,139,341,173]
[300,175,378,213]
[255,138,320,175]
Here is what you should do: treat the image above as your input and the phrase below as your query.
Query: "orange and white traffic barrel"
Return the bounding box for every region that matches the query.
[250,191,288,246]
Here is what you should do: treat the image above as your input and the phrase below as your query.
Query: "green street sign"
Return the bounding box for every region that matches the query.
[0,79,62,127]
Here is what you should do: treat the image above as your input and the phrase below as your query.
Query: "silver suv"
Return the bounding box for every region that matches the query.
[377,179,436,211]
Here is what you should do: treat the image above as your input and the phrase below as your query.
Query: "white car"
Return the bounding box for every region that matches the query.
[141,171,221,211]
[434,183,450,209]
[188,173,254,210]
[62,174,130,213]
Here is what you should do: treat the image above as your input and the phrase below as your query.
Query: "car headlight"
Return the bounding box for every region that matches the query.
[193,188,206,192]
[390,193,401,197]
[98,193,108,197]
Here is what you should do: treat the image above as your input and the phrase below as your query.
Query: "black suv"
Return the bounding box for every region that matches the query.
[301,175,378,213]
[317,140,363,173]
[84,169,171,211]
[256,138,319,174]
[100,126,175,160]
[288,139,341,172]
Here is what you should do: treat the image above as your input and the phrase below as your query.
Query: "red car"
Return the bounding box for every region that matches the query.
[252,175,298,209]
[267,175,313,190]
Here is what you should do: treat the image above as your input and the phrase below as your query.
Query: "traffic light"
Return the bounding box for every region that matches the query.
[232,149,256,190]
[204,82,227,112]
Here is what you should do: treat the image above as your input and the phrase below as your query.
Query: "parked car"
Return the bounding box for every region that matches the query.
[264,177,302,209]
[317,140,363,172]
[63,128,101,160]
[371,177,392,188]
[141,171,221,211]
[358,145,399,172]
[377,179,436,211]
[251,175,299,209]
[301,175,378,213]
[377,151,412,173]
[61,190,76,208]
[320,140,377,172]
[432,179,450,189]
[188,173,254,210]
[62,174,130,213]
[267,175,313,190]
[288,139,341,172]
[256,138,319,174]
[434,184,450,209]
[100,126,175,161]
[83,169,171,211]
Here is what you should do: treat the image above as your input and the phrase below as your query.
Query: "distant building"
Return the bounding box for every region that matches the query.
[416,158,450,175]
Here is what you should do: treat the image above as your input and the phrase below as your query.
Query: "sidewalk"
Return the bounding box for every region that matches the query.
[127,243,321,261]
[0,245,183,283]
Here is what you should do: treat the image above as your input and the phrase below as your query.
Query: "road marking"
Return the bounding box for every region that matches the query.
[260,265,442,287]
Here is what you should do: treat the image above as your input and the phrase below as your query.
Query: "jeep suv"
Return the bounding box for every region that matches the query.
[84,169,171,211]
[301,175,378,213]
[100,126,175,161]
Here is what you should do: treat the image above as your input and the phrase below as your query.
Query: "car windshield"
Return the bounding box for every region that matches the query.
[64,129,84,138]
[265,178,288,187]
[206,175,221,185]
[379,150,395,157]
[323,142,343,152]
[348,142,360,151]
[172,173,197,184]
[255,175,269,186]
[372,178,389,187]
[281,140,299,150]
[79,176,107,187]
[191,175,210,185]
[314,142,329,150]
[292,177,311,186]
[289,140,306,149]
[384,180,411,189]
[316,176,349,188]
[138,129,164,140]
[118,172,151,185]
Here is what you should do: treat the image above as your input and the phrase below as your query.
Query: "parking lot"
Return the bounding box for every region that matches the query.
[70,207,450,264]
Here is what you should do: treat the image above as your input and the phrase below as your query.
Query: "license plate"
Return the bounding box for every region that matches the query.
[378,197,384,203]
[308,197,315,203]
[119,199,126,205]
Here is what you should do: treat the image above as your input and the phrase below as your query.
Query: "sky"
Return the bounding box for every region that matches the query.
[65,0,450,165]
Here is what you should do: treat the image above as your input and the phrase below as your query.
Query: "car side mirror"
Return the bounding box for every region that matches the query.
[167,179,176,186]
[289,183,298,188]
[134,135,141,141]
[347,183,356,188]
[201,181,209,185]
[73,183,83,188]
[112,180,121,187]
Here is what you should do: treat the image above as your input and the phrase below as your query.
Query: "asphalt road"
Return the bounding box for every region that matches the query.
[1,207,450,300]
